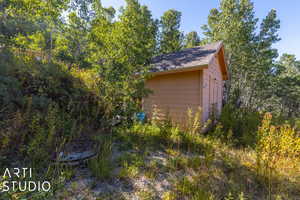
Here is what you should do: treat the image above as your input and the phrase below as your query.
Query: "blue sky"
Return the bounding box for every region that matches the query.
[102,0,300,59]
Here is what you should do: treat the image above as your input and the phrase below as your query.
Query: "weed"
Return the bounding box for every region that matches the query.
[166,156,187,171]
[187,156,202,169]
[88,137,112,180]
[175,177,214,200]
[144,160,160,179]
[185,107,202,135]
[137,189,155,200]
[162,191,176,200]
[118,153,145,178]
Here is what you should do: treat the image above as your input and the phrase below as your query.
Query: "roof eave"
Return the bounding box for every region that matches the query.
[218,45,229,80]
[149,64,208,77]
[207,42,229,81]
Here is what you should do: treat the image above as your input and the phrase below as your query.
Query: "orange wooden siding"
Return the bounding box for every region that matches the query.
[144,53,225,125]
[143,70,203,125]
[202,55,223,122]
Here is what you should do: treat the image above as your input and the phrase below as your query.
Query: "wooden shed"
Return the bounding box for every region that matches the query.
[143,41,228,125]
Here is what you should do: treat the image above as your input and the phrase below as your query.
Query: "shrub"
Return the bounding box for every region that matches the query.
[256,113,300,172]
[216,104,261,146]
[0,50,109,161]
[256,113,300,198]
[0,50,107,127]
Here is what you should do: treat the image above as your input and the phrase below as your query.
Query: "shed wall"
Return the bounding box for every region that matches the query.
[202,55,224,122]
[143,71,202,125]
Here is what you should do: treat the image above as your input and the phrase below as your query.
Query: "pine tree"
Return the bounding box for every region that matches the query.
[159,9,183,54]
[184,31,201,48]
[273,54,300,117]
[202,0,281,109]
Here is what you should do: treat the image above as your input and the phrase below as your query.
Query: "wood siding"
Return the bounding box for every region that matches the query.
[202,55,223,122]
[143,71,202,125]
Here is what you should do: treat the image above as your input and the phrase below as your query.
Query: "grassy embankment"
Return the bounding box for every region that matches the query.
[0,50,299,200]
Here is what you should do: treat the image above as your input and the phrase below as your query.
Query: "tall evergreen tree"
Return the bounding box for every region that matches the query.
[159,9,183,54]
[277,54,300,76]
[202,0,281,109]
[273,54,300,117]
[118,0,158,66]
[184,31,201,48]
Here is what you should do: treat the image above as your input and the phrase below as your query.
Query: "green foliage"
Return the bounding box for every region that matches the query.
[202,0,281,110]
[162,191,176,200]
[184,31,201,48]
[0,51,108,184]
[118,152,145,178]
[224,192,234,200]
[2,0,157,124]
[0,53,105,124]
[256,113,300,175]
[166,156,187,171]
[159,9,183,54]
[54,12,91,69]
[1,0,299,199]
[214,104,261,146]
[144,160,161,179]
[273,54,300,118]
[88,136,113,180]
[137,189,155,200]
[256,113,300,199]
[175,177,214,200]
[166,155,202,171]
[185,107,202,135]
[87,0,158,120]
[118,119,209,154]
[0,0,69,56]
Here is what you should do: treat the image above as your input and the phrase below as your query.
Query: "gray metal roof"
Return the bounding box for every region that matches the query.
[150,41,223,73]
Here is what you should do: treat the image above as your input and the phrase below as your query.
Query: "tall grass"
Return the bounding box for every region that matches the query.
[88,136,113,180]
